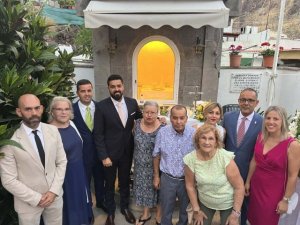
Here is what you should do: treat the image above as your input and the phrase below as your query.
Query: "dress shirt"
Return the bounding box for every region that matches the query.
[153,125,195,177]
[236,111,254,134]
[111,97,128,122]
[78,100,95,121]
[22,123,45,156]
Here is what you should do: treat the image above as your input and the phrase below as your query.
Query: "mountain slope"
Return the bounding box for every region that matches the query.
[234,0,300,39]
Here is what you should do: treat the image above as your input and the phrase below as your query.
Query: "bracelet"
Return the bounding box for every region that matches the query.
[232,208,241,218]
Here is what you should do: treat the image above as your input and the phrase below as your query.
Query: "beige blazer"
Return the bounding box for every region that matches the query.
[0,122,67,213]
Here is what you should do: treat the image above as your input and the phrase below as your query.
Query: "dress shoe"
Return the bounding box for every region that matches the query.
[96,202,108,213]
[121,208,136,224]
[105,215,115,225]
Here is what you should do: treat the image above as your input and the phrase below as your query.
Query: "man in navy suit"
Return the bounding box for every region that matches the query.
[72,79,106,211]
[94,74,142,225]
[223,88,263,225]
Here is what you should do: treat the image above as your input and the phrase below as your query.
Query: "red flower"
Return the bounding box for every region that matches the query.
[229,45,243,55]
[261,42,271,47]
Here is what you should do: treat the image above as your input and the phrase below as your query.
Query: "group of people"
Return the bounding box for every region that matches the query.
[0,73,299,225]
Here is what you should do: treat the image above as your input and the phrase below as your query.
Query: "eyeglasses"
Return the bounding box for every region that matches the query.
[53,108,71,112]
[143,111,157,116]
[238,98,256,104]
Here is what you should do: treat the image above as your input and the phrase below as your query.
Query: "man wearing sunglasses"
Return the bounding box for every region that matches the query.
[223,88,263,225]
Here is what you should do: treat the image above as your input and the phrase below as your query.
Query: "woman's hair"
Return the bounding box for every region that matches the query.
[194,124,224,150]
[48,96,74,122]
[143,101,159,112]
[203,102,223,120]
[262,105,289,142]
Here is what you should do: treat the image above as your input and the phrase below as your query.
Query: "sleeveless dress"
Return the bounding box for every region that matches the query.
[58,125,93,225]
[133,119,163,207]
[248,134,294,225]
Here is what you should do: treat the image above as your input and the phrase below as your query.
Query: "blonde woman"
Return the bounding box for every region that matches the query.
[195,102,225,141]
[245,106,300,225]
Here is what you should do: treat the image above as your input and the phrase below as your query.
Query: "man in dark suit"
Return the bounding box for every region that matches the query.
[223,88,263,225]
[94,74,142,225]
[72,79,106,211]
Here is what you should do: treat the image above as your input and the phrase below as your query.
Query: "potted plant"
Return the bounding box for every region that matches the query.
[229,45,243,68]
[260,42,284,68]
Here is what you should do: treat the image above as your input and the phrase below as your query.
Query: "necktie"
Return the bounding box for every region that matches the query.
[85,106,93,131]
[237,117,247,146]
[32,130,45,167]
[117,102,126,127]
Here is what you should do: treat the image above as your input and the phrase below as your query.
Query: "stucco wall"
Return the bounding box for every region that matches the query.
[92,26,223,105]
[217,67,300,116]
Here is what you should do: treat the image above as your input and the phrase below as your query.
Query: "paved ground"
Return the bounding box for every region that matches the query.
[92,193,220,225]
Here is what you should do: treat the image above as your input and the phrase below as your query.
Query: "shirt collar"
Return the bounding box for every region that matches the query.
[170,125,187,136]
[78,100,94,110]
[238,111,254,121]
[22,122,42,136]
[111,97,125,106]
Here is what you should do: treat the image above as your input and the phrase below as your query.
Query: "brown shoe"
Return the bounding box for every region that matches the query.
[121,209,136,224]
[105,215,115,225]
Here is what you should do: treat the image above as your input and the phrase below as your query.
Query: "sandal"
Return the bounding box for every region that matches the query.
[137,216,151,225]
[155,221,161,225]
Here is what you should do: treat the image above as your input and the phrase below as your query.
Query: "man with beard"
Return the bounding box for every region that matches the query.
[0,94,67,225]
[223,88,263,225]
[94,74,142,225]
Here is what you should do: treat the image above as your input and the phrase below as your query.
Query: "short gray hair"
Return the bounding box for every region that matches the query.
[143,101,159,112]
[48,96,74,122]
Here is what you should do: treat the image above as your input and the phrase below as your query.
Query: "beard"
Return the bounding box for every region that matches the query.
[110,91,123,101]
[22,115,41,129]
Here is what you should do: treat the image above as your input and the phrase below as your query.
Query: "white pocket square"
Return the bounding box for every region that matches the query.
[130,112,136,116]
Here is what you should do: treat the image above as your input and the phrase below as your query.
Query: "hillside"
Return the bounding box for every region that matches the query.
[233,0,300,39]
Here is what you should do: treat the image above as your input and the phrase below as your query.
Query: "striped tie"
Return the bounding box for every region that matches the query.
[237,117,247,146]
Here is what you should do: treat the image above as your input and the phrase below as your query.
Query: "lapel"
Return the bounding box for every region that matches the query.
[237,113,260,147]
[124,97,132,127]
[15,125,44,171]
[74,101,92,132]
[41,123,50,169]
[243,113,259,141]
[230,112,239,145]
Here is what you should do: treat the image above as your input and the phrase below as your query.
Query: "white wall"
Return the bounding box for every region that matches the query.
[217,68,300,116]
[73,62,95,101]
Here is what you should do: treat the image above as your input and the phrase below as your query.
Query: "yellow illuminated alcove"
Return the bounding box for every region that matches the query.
[137,41,175,101]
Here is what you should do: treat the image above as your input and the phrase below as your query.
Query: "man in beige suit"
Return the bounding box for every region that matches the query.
[0,94,67,225]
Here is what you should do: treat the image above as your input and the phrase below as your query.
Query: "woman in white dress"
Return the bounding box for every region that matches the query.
[195,102,225,141]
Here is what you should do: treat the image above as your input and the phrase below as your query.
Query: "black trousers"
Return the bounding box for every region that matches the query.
[103,153,132,215]
[85,160,105,205]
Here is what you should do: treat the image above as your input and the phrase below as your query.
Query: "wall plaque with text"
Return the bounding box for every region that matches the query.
[230,73,261,93]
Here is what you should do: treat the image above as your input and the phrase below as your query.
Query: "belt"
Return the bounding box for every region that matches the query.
[163,172,185,180]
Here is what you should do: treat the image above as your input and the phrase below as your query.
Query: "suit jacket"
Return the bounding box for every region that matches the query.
[0,123,67,213]
[223,111,263,181]
[93,97,142,161]
[73,100,97,168]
